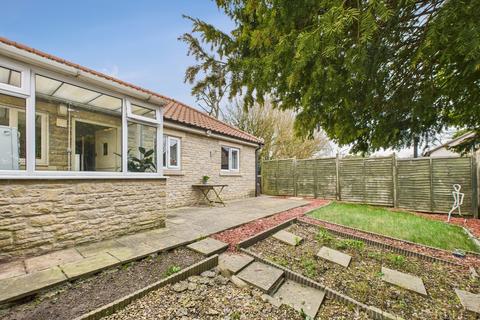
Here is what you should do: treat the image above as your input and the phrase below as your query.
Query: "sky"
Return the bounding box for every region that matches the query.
[0,0,233,108]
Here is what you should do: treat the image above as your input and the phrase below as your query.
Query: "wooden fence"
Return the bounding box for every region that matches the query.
[262,155,478,217]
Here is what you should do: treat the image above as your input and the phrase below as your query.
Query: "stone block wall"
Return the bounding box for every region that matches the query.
[0,178,166,261]
[163,126,257,208]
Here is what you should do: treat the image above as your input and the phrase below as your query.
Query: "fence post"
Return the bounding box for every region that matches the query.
[313,160,318,199]
[275,160,279,196]
[293,159,298,197]
[429,157,434,213]
[472,154,478,218]
[336,153,341,201]
[392,153,397,208]
[362,158,367,203]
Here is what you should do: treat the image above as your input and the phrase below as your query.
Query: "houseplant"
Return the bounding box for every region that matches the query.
[202,175,210,184]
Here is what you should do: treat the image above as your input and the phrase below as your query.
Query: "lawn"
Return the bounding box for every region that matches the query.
[308,202,479,252]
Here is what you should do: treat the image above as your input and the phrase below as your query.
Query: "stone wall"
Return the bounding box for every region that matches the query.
[0,178,166,261]
[163,126,257,208]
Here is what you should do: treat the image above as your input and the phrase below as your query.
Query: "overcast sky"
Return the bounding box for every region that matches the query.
[0,0,233,107]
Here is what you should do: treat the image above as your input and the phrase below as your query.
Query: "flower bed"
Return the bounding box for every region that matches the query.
[248,222,479,320]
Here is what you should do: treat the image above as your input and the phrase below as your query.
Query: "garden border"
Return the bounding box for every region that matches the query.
[74,254,219,320]
[300,215,480,260]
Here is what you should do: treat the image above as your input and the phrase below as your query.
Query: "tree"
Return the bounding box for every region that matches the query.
[225,101,332,160]
[182,0,480,153]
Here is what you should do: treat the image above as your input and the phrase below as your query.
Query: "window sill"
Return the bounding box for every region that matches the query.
[0,173,167,180]
[219,172,242,177]
[163,170,185,176]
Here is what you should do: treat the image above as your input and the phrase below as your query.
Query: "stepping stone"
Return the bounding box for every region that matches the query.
[187,238,228,256]
[272,280,326,318]
[0,266,67,303]
[219,253,254,276]
[59,252,120,279]
[381,267,427,296]
[316,246,352,268]
[236,262,284,294]
[455,289,480,314]
[272,230,303,246]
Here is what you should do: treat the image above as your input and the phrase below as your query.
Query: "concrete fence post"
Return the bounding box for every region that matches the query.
[392,153,397,208]
[335,153,341,200]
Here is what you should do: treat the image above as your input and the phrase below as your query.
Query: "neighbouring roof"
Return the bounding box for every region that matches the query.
[163,99,262,144]
[0,37,262,145]
[423,131,476,156]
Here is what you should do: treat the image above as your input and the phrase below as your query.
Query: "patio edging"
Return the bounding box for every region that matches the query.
[74,254,219,320]
[301,215,480,260]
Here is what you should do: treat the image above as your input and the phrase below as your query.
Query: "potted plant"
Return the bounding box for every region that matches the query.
[202,175,210,184]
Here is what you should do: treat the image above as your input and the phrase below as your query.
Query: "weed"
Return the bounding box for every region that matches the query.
[387,254,406,268]
[165,265,181,277]
[301,257,317,278]
[335,239,364,251]
[315,228,333,242]
[367,251,383,261]
[230,311,241,320]
[294,236,302,246]
[271,256,289,267]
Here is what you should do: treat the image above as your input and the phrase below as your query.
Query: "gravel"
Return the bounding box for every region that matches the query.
[249,223,480,320]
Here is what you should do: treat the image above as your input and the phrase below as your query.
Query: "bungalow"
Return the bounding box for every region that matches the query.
[0,37,262,260]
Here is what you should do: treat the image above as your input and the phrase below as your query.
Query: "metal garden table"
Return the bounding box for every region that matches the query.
[192,184,228,206]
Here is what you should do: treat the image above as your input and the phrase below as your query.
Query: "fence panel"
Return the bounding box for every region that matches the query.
[339,158,365,202]
[314,158,337,199]
[364,157,394,205]
[276,159,296,195]
[396,159,432,212]
[261,160,278,195]
[296,159,316,197]
[432,157,473,214]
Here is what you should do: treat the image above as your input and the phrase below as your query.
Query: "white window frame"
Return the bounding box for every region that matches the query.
[221,146,240,172]
[126,98,161,125]
[0,59,165,179]
[163,135,181,170]
[0,57,30,96]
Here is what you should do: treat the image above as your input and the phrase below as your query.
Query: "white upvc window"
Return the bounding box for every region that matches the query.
[127,99,162,124]
[163,135,181,169]
[221,146,239,171]
[0,59,30,96]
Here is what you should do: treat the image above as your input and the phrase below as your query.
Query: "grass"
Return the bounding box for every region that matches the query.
[308,202,479,252]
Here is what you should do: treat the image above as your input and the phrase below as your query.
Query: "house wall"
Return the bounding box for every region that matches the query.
[163,126,257,208]
[0,178,166,261]
[428,147,459,158]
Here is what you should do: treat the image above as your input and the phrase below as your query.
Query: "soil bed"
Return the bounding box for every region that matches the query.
[248,223,480,320]
[0,247,203,320]
[104,268,372,320]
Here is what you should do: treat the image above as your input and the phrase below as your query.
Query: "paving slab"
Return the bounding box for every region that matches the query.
[381,267,427,296]
[316,246,352,268]
[60,253,120,279]
[107,244,155,262]
[25,248,84,273]
[219,253,254,276]
[187,238,228,256]
[455,289,480,314]
[272,280,326,318]
[142,235,186,251]
[76,240,126,258]
[237,261,284,294]
[0,260,25,280]
[272,230,303,246]
[0,266,66,303]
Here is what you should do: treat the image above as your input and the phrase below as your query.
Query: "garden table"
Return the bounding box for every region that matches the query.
[192,184,228,206]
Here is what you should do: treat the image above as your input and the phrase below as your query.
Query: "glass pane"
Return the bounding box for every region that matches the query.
[221,147,229,170]
[231,149,239,170]
[169,138,178,167]
[131,104,156,120]
[0,65,21,88]
[35,75,123,171]
[128,121,157,172]
[162,135,167,168]
[0,93,26,170]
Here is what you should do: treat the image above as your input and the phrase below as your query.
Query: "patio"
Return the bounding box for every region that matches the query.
[0,196,309,304]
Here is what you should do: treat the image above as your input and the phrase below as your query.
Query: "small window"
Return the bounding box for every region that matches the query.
[221,146,240,171]
[0,65,21,88]
[127,100,160,124]
[0,59,29,95]
[163,135,180,169]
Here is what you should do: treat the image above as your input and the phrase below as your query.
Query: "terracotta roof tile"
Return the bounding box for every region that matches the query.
[163,99,262,144]
[0,37,262,144]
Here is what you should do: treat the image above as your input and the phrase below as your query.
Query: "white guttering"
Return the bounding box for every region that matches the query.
[164,120,261,148]
[0,42,167,106]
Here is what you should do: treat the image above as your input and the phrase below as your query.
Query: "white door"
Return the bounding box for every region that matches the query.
[95,127,120,171]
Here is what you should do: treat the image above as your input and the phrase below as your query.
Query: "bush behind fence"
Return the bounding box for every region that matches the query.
[262,155,478,217]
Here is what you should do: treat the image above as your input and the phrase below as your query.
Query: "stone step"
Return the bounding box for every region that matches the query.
[236,261,284,294]
[218,253,254,277]
[381,267,427,296]
[455,289,480,314]
[271,280,326,318]
[186,237,228,256]
[272,230,303,246]
[316,246,352,268]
